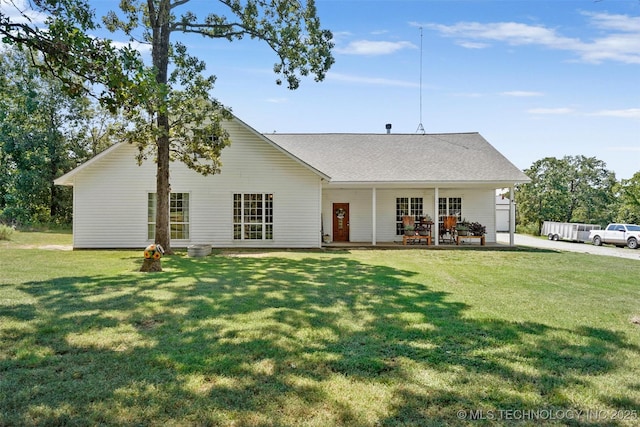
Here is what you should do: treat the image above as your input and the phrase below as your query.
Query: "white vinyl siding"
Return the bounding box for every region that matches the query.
[63,117,505,248]
[66,119,321,248]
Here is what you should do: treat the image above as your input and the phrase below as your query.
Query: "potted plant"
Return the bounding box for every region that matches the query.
[404,225,416,236]
[468,222,486,236]
[415,224,429,236]
[456,218,469,236]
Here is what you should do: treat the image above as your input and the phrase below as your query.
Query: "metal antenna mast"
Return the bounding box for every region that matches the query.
[416,27,425,134]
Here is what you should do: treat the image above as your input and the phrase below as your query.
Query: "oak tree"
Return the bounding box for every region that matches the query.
[616,172,640,224]
[516,155,617,231]
[104,0,334,253]
[2,0,334,252]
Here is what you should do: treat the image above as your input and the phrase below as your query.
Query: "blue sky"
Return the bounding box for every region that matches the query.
[3,0,639,179]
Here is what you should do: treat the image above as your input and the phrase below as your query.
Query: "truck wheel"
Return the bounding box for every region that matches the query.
[553,234,560,241]
[593,236,602,246]
[628,237,638,249]
[548,233,554,240]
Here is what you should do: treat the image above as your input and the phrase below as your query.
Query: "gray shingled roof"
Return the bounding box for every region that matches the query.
[266,132,530,184]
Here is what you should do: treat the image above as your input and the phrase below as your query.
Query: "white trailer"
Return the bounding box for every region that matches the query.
[541,221,601,242]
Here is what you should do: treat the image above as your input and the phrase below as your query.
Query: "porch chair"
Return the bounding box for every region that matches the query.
[440,215,457,244]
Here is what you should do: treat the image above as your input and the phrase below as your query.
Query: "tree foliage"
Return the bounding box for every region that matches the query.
[616,172,640,224]
[1,0,334,252]
[516,155,618,231]
[0,47,116,225]
[0,0,150,112]
[103,0,334,253]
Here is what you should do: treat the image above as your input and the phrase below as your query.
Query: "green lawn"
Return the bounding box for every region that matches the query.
[1,232,639,426]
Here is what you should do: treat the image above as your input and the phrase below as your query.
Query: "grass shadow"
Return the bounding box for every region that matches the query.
[1,251,638,425]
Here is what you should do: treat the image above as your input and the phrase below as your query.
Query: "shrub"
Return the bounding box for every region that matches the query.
[516,223,540,236]
[0,224,15,240]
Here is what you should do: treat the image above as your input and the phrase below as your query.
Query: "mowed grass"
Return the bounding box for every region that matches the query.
[1,232,639,426]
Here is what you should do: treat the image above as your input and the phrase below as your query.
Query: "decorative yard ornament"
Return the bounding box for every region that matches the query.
[141,244,164,272]
[143,244,164,260]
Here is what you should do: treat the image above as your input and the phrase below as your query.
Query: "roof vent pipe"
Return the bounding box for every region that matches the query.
[385,123,392,134]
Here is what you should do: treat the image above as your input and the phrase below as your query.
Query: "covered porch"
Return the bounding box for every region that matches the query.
[320,184,518,248]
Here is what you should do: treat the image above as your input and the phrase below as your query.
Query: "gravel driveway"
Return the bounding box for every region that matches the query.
[496,232,640,261]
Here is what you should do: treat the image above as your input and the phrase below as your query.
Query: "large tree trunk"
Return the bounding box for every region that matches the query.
[150,0,173,254]
[155,131,171,254]
[140,258,162,272]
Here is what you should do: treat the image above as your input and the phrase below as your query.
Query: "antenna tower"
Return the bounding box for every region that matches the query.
[416,27,425,134]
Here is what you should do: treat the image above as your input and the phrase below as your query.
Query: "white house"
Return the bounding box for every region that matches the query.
[54,115,530,249]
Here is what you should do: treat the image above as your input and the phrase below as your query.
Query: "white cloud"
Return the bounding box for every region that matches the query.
[501,91,544,97]
[585,11,640,32]
[527,107,574,115]
[423,12,640,64]
[328,72,419,88]
[458,41,489,49]
[590,108,640,119]
[607,146,640,152]
[110,39,152,55]
[526,107,640,119]
[0,0,47,24]
[330,31,353,42]
[335,40,417,55]
[425,21,578,48]
[266,97,288,104]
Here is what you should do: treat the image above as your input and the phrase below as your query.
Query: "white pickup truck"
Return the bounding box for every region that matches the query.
[589,224,640,249]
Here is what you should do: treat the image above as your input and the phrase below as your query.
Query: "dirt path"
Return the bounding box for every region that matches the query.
[1,244,73,250]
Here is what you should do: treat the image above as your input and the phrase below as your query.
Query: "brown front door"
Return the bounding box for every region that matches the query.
[332,203,350,242]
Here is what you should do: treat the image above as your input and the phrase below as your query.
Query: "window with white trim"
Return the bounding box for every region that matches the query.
[438,197,462,227]
[396,197,423,235]
[233,193,273,240]
[148,193,190,240]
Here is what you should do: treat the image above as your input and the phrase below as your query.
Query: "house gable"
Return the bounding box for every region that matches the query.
[57,116,324,248]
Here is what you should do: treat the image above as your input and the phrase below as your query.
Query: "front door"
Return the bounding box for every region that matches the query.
[333,203,350,242]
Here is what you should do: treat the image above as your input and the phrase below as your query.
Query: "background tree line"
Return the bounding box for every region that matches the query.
[1,45,638,230]
[0,47,117,226]
[515,156,640,234]
[1,0,334,253]
[1,0,636,234]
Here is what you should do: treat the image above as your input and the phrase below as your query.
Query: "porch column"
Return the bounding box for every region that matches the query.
[509,186,516,246]
[372,187,377,245]
[434,187,439,246]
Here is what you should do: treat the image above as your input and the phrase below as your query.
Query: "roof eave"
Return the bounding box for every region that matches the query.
[324,178,531,188]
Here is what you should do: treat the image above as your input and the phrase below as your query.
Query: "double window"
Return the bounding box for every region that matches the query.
[395,196,463,234]
[438,197,462,226]
[233,193,273,240]
[396,197,424,235]
[147,193,190,240]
